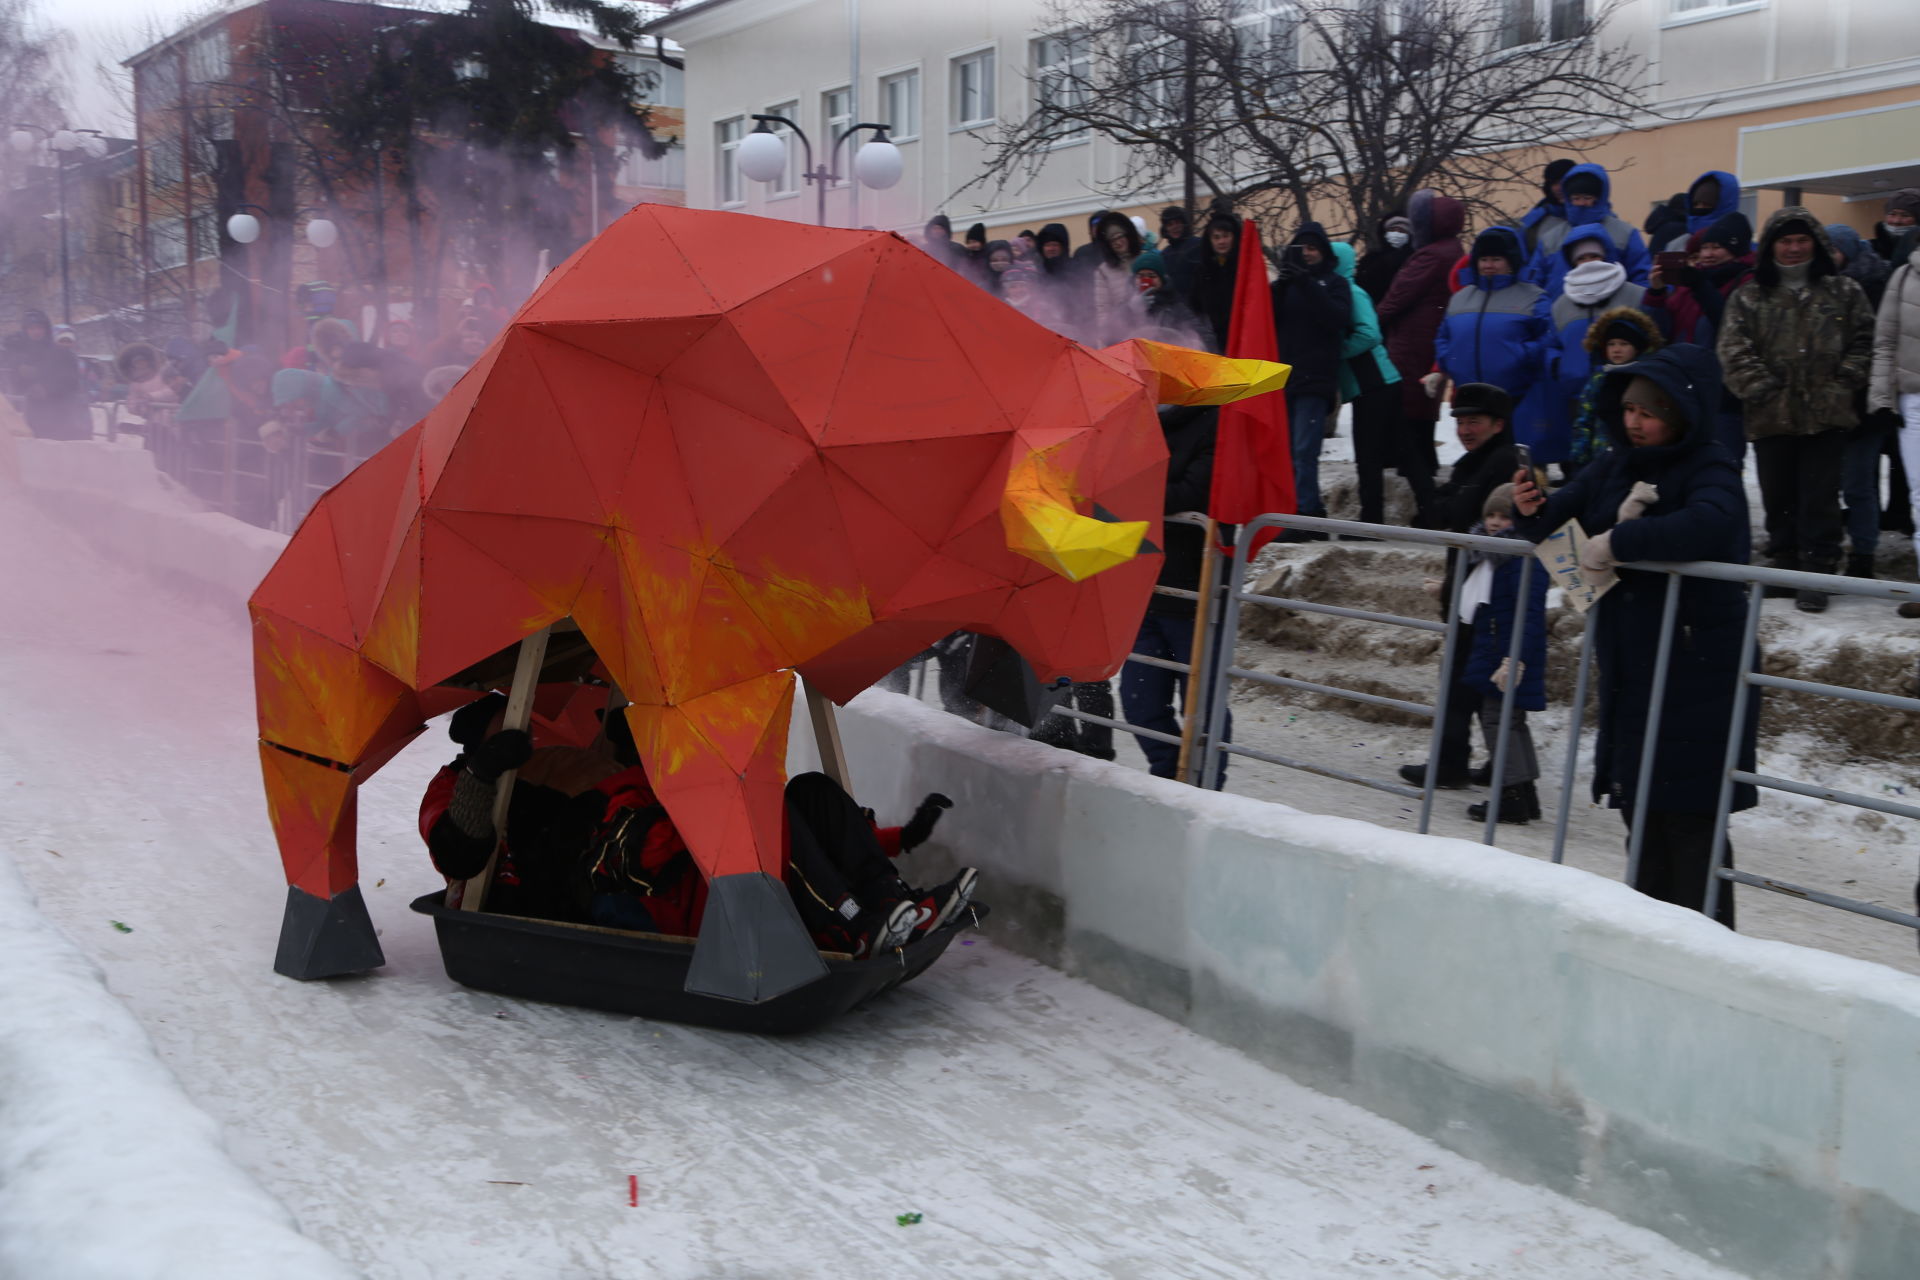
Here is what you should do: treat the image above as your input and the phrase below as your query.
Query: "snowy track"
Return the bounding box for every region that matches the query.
[0,500,1741,1279]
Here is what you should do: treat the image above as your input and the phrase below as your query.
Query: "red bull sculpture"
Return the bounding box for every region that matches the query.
[252,205,1288,1002]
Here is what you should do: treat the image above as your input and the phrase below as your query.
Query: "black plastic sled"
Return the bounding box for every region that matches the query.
[409,890,986,1034]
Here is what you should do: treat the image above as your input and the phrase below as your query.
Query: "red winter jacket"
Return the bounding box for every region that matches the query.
[1379,193,1466,421]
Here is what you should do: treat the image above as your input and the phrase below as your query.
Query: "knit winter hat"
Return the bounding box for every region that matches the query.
[1131,249,1167,277]
[1541,158,1576,194]
[1622,375,1686,428]
[1697,212,1752,255]
[1469,227,1522,270]
[1771,216,1816,241]
[1888,189,1920,219]
[1483,483,1517,520]
[1603,316,1654,354]
[964,222,988,245]
[1384,215,1412,235]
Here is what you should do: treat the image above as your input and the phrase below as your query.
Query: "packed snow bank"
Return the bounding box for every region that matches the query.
[0,856,359,1279]
[8,437,285,615]
[829,692,1920,1280]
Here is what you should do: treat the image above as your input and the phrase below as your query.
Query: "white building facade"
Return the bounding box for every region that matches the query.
[650,0,1920,238]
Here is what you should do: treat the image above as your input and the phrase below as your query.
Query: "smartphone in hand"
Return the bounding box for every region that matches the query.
[1654,251,1689,274]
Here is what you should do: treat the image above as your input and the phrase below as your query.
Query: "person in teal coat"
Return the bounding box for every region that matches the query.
[1332,242,1409,524]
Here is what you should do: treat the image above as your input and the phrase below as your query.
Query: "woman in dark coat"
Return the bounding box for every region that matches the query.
[1514,342,1757,927]
[5,309,89,439]
[1378,190,1466,494]
[1187,208,1242,355]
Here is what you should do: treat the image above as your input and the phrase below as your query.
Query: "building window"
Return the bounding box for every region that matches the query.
[822,86,851,185]
[617,143,686,191]
[136,56,180,112]
[1123,23,1179,127]
[951,48,995,129]
[187,29,229,86]
[146,137,183,188]
[879,69,920,141]
[1231,1,1300,75]
[716,115,745,206]
[1494,0,1584,48]
[149,217,188,270]
[1031,31,1090,135]
[763,100,799,195]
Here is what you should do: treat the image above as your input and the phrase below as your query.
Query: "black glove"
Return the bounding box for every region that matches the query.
[449,692,508,746]
[463,729,532,783]
[1869,406,1902,433]
[899,792,954,852]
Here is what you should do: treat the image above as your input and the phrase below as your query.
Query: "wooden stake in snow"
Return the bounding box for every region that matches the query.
[454,626,553,912]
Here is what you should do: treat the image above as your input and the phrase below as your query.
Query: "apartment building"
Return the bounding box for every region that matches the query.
[651,0,1920,241]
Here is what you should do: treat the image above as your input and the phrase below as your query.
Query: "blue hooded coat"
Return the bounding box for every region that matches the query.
[1526,164,1651,296]
[1517,342,1758,814]
[1542,226,1646,443]
[1663,170,1742,252]
[1436,226,1546,401]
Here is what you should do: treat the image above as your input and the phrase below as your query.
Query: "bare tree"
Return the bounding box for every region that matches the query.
[0,0,70,323]
[962,0,1681,242]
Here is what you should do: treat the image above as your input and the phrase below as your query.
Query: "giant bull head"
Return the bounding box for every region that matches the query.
[251,206,1287,1002]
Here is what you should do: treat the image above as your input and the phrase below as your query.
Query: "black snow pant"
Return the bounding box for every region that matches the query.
[1755,431,1846,572]
[1623,809,1736,930]
[1353,385,1420,525]
[783,772,908,939]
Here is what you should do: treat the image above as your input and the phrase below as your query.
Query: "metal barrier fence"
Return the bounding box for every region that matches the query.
[1037,511,1920,942]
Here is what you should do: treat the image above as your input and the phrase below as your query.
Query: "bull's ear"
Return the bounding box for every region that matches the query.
[1109,338,1291,406]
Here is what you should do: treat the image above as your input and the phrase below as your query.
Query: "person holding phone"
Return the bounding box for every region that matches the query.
[1510,343,1755,927]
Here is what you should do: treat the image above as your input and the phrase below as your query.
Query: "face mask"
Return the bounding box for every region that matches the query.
[1385,231,1410,249]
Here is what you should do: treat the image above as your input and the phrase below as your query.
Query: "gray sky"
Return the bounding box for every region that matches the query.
[47,0,221,132]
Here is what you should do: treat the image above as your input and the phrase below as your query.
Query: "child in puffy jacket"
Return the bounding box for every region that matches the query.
[1457,483,1550,824]
[1567,308,1662,473]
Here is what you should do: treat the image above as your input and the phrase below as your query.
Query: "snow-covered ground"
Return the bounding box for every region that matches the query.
[0,473,1750,1275]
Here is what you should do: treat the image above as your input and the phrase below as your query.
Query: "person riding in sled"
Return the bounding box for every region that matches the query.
[421,695,976,957]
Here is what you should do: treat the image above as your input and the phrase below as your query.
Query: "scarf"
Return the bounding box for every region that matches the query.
[1563,260,1627,307]
[1777,260,1812,292]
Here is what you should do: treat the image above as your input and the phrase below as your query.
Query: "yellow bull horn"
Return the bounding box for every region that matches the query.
[1001,445,1149,583]
[1112,338,1291,406]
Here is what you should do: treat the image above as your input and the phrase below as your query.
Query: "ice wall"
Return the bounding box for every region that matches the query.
[833,691,1920,1280]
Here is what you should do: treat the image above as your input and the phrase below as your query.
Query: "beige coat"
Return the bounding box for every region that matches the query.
[1869,246,1920,412]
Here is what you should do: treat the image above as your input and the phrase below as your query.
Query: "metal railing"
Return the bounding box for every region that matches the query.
[1032,511,1920,942]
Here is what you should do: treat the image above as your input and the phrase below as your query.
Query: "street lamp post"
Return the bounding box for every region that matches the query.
[10,124,107,326]
[736,116,902,226]
[226,204,340,349]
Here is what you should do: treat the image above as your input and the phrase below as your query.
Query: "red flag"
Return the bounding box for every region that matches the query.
[1206,218,1293,556]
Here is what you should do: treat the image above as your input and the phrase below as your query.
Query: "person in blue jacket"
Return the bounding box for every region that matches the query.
[1542,226,1647,463]
[1518,158,1576,260]
[1659,169,1742,253]
[1433,226,1546,410]
[1526,164,1651,297]
[1513,342,1757,927]
[1459,482,1549,824]
[1331,241,1408,525]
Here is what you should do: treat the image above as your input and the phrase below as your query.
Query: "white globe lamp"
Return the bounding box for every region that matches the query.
[9,128,35,154]
[853,136,903,190]
[50,128,78,153]
[226,212,261,245]
[304,217,338,249]
[736,128,788,184]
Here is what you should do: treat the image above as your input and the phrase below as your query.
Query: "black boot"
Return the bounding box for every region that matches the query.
[1796,562,1835,613]
[1847,553,1876,579]
[1469,762,1493,787]
[1468,782,1541,824]
[1399,761,1470,790]
[1764,557,1799,599]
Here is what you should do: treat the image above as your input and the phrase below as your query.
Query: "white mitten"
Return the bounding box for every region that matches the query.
[1421,371,1446,399]
[1616,481,1659,524]
[1579,528,1618,584]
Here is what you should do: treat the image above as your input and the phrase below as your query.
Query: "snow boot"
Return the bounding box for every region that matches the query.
[1399,761,1470,790]
[1796,562,1834,613]
[1764,557,1800,599]
[1468,782,1541,824]
[1847,553,1876,579]
[1469,762,1493,787]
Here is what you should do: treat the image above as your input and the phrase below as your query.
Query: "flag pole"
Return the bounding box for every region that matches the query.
[1174,519,1221,785]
